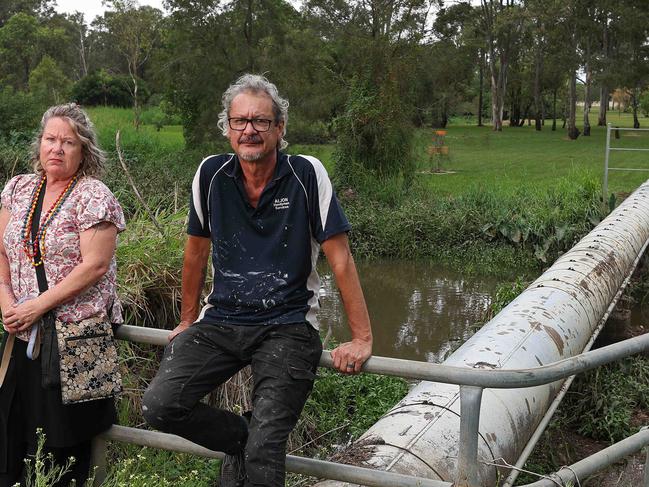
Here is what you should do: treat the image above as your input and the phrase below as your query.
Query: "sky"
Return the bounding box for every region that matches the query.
[54,0,166,22]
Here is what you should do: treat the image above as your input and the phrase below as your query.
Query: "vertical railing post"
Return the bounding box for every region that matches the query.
[91,435,108,486]
[603,122,612,204]
[455,385,484,487]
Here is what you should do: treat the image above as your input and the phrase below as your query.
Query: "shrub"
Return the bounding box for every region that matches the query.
[333,75,415,189]
[0,87,40,137]
[72,71,151,108]
[288,116,331,144]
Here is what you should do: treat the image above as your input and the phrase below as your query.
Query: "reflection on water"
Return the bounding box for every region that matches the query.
[316,260,501,363]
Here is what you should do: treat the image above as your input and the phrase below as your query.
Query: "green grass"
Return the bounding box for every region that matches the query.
[86,106,185,152]
[415,108,649,197]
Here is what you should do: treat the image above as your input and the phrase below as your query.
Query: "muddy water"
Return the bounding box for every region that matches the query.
[316,260,502,363]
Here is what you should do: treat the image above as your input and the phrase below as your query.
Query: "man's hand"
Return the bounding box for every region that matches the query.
[168,321,193,342]
[330,337,372,374]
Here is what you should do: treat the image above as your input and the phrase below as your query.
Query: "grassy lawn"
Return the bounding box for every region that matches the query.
[416,109,649,197]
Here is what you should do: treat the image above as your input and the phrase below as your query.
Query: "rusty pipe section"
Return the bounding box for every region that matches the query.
[314,181,649,487]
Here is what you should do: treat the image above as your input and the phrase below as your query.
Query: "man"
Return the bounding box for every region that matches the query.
[142,74,373,487]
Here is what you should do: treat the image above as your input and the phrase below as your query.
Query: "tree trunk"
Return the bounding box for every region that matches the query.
[133,77,141,130]
[598,86,609,126]
[534,37,542,131]
[478,49,484,127]
[78,25,88,78]
[632,88,640,129]
[490,62,504,131]
[552,88,557,131]
[583,60,591,136]
[521,102,531,127]
[598,11,609,127]
[567,70,579,139]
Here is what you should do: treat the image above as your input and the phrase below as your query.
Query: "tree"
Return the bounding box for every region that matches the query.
[29,55,72,106]
[614,0,649,128]
[0,0,54,27]
[96,0,163,129]
[479,0,524,131]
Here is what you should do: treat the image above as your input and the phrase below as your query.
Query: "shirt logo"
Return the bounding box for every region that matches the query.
[273,197,290,210]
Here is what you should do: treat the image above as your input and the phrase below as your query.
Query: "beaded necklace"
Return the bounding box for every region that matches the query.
[21,174,80,266]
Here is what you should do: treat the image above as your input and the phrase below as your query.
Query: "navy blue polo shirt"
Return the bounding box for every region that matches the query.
[187,152,351,328]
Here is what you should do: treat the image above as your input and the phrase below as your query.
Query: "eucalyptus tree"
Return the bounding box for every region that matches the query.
[419,1,479,128]
[479,0,525,131]
[94,0,164,129]
[524,0,564,131]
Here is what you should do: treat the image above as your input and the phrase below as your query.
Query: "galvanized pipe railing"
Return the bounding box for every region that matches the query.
[602,123,649,199]
[96,325,649,487]
[520,427,649,487]
[116,325,649,388]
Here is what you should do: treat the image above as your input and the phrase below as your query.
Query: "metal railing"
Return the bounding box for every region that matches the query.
[603,123,649,200]
[91,325,649,487]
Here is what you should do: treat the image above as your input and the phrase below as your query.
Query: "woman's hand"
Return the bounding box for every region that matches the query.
[2,297,47,333]
[1,299,17,334]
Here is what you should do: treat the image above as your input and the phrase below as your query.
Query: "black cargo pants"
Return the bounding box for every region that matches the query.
[142,321,322,487]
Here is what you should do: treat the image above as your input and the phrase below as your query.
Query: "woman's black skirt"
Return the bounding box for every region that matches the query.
[0,335,116,472]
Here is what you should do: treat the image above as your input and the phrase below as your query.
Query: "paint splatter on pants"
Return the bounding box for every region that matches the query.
[142,321,322,487]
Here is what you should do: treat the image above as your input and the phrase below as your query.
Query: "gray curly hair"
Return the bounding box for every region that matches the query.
[217,74,289,150]
[32,103,106,178]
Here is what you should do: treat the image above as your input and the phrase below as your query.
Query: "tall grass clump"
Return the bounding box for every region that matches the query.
[333,75,415,199]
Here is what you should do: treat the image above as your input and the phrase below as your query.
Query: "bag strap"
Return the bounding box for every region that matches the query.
[32,181,48,293]
[0,333,15,387]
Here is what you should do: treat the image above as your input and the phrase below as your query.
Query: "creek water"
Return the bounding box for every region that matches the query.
[316,260,502,363]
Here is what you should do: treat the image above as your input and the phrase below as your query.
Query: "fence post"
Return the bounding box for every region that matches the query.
[455,385,484,487]
[91,435,108,486]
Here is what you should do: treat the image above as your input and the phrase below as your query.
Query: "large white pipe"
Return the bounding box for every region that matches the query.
[316,181,649,486]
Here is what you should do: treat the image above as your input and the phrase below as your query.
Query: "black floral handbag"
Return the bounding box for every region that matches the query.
[55,317,122,404]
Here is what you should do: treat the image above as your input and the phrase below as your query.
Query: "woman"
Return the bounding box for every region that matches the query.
[0,103,125,487]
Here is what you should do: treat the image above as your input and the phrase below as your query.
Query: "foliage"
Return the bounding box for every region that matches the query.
[0,12,68,90]
[488,277,530,317]
[333,76,415,189]
[28,55,71,106]
[342,174,604,266]
[0,86,40,136]
[72,70,149,108]
[22,428,95,487]
[302,367,409,452]
[640,90,649,118]
[102,447,219,487]
[559,355,649,442]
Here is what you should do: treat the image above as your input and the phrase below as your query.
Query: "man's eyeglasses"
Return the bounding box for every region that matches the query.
[228,118,274,132]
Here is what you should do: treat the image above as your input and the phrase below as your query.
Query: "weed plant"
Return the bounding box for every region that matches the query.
[558,355,649,442]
